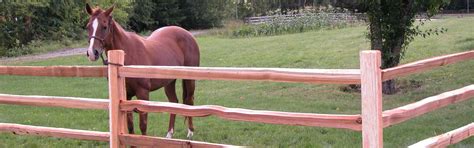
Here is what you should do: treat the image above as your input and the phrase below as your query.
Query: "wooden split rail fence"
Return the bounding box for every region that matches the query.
[0,50,473,147]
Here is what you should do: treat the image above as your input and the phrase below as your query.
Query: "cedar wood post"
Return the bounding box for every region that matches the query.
[360,50,383,148]
[108,50,127,148]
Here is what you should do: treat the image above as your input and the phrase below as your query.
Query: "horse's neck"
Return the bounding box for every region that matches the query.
[109,22,147,64]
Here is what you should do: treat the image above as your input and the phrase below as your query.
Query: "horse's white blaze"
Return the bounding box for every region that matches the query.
[165,128,174,138]
[87,18,99,61]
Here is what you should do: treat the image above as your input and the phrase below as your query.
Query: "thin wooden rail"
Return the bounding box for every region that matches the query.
[0,123,109,142]
[382,50,474,81]
[119,66,361,84]
[121,100,362,131]
[120,134,241,148]
[0,66,107,77]
[383,85,474,127]
[409,122,474,148]
[0,94,108,110]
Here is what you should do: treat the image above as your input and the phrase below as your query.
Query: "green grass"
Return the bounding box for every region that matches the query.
[1,17,474,147]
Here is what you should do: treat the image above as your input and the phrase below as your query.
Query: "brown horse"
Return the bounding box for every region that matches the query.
[85,4,200,139]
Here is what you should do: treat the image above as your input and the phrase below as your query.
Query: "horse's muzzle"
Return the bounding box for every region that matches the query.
[86,49,100,61]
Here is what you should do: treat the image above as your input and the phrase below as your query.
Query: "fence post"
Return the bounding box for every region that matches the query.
[108,50,126,148]
[360,50,383,148]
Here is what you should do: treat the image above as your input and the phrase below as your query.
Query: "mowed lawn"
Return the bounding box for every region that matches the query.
[0,17,473,147]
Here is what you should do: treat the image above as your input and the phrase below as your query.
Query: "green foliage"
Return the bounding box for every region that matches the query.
[128,0,184,32]
[361,0,451,68]
[1,17,474,147]
[87,0,131,25]
[0,2,46,56]
[0,1,131,57]
[128,0,232,31]
[0,1,86,57]
[179,0,233,29]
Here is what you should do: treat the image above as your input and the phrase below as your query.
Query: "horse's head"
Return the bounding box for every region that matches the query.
[85,3,114,61]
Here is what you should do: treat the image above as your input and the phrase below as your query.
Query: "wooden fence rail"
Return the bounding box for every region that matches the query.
[0,94,108,110]
[120,66,361,84]
[0,66,107,77]
[121,100,362,130]
[0,49,473,147]
[382,50,474,81]
[0,123,240,148]
[120,134,240,148]
[409,122,474,147]
[0,123,109,142]
[382,85,474,127]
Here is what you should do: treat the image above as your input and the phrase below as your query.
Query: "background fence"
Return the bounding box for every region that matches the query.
[244,13,366,24]
[0,50,473,147]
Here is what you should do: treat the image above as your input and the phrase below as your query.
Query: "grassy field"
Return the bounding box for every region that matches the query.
[0,17,473,147]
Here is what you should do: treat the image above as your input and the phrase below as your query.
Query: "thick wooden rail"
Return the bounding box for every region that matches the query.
[121,100,362,130]
[119,66,361,84]
[0,66,107,77]
[120,134,240,148]
[382,85,474,127]
[382,50,474,81]
[0,123,109,142]
[409,122,474,148]
[0,94,108,110]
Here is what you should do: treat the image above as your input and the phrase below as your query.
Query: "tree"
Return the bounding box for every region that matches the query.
[128,1,157,32]
[360,0,450,94]
[178,0,232,29]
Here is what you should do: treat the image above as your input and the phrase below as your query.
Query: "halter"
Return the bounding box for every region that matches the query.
[88,16,113,46]
[88,16,116,66]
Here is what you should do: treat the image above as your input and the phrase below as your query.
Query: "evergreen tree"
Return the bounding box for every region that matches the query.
[128,1,156,32]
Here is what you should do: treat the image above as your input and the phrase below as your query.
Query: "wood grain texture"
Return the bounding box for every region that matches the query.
[360,50,383,148]
[383,85,474,127]
[0,94,108,110]
[119,66,361,84]
[120,134,241,148]
[108,50,126,148]
[0,123,109,142]
[0,66,107,77]
[121,100,362,130]
[382,50,474,81]
[409,122,474,148]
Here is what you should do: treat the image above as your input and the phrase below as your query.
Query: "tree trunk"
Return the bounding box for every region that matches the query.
[367,1,399,94]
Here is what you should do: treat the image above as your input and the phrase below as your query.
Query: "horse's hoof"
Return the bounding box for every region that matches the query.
[187,129,194,140]
[165,129,174,138]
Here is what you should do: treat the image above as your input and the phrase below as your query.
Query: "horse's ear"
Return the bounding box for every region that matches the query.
[85,3,93,15]
[104,4,115,17]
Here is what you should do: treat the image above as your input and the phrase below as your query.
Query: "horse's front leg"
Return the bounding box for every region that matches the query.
[164,80,178,138]
[136,89,150,135]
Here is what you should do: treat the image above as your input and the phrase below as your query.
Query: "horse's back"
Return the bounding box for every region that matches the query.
[147,26,200,67]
